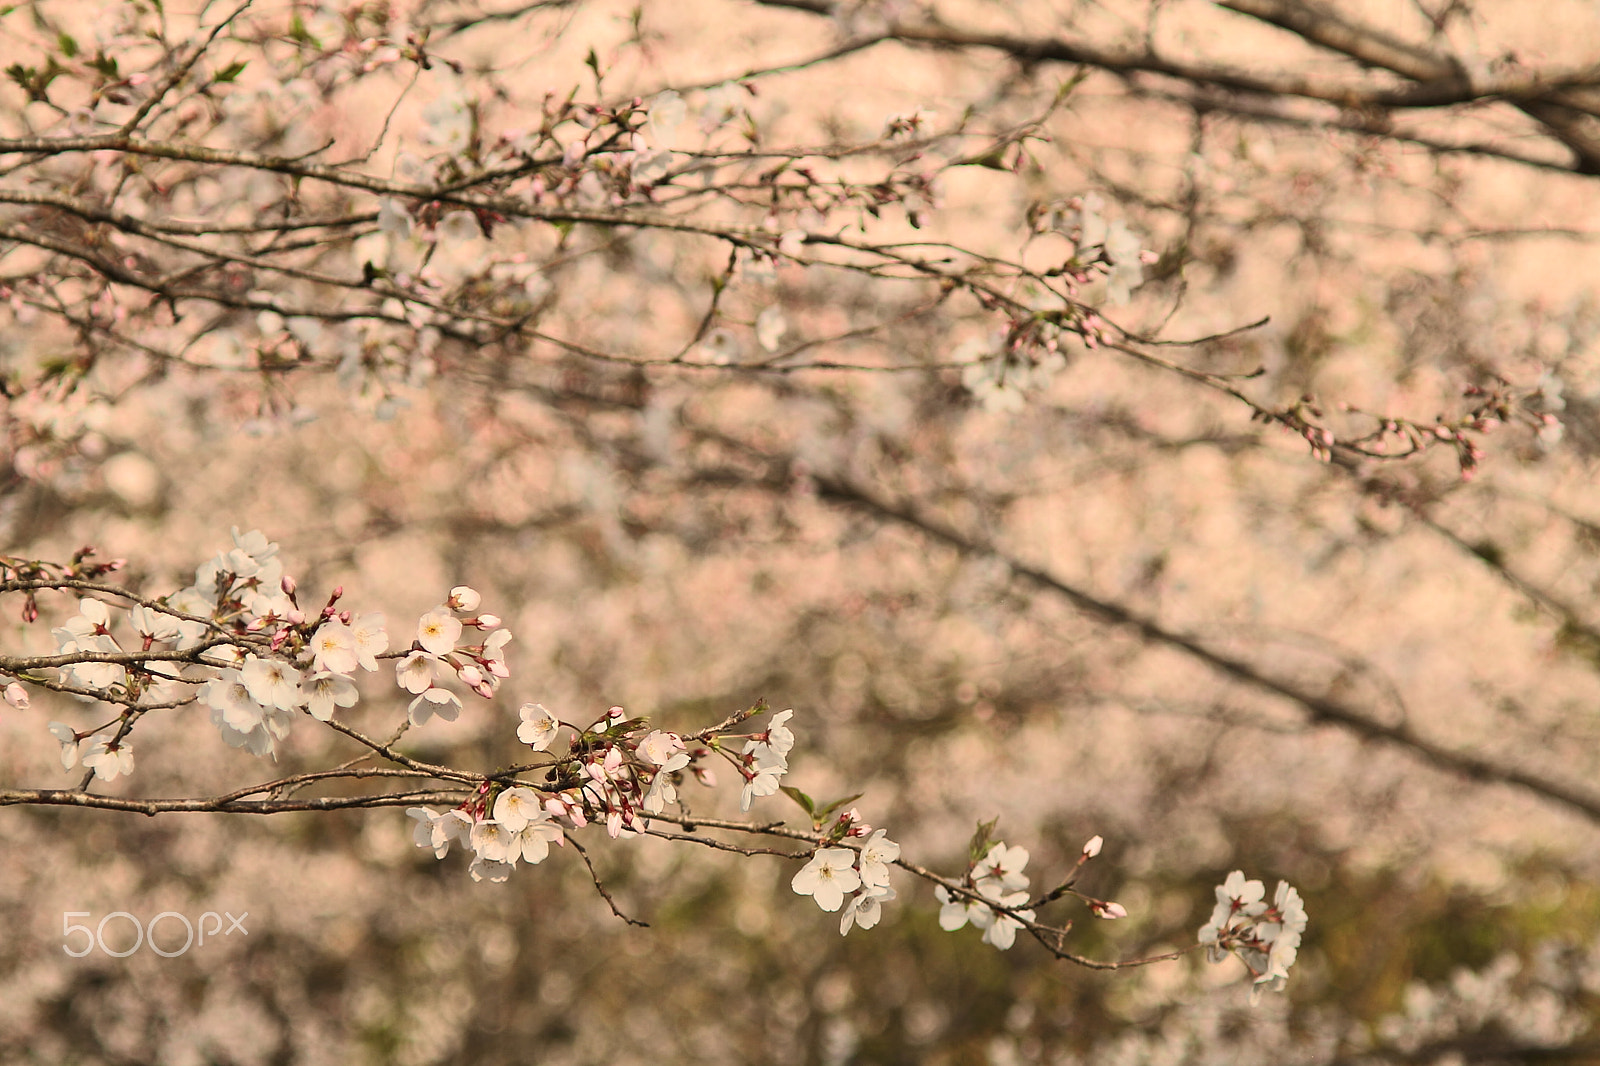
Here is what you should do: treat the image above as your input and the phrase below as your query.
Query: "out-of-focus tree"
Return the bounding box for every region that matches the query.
[3,1,1600,1063]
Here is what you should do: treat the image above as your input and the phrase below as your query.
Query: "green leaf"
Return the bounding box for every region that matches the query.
[967,818,999,864]
[214,60,246,83]
[57,32,77,57]
[779,785,815,818]
[816,793,863,821]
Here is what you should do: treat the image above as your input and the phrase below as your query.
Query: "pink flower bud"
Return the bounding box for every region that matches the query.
[3,682,28,709]
[1082,834,1103,858]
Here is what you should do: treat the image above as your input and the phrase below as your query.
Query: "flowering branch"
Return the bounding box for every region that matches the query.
[0,529,1307,998]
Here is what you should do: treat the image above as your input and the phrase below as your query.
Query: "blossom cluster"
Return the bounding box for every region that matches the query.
[409,786,564,884]
[36,529,508,775]
[934,841,1040,950]
[407,705,800,881]
[935,835,1127,950]
[1060,192,1152,306]
[1198,870,1308,1002]
[12,536,1307,991]
[792,821,902,935]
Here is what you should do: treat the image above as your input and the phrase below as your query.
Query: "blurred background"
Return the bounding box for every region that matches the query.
[2,0,1599,1062]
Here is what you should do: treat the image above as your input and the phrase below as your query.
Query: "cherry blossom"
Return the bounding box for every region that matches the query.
[81,738,134,781]
[350,613,389,671]
[974,842,1031,896]
[792,848,862,912]
[129,604,180,641]
[309,620,359,675]
[48,722,78,769]
[517,703,561,750]
[57,637,125,691]
[978,889,1035,950]
[855,829,900,889]
[840,884,897,935]
[408,686,462,726]
[481,628,513,680]
[1197,871,1308,1000]
[469,857,515,884]
[203,669,268,733]
[470,819,513,864]
[240,654,304,712]
[756,307,787,352]
[493,787,544,833]
[740,748,787,812]
[304,672,359,722]
[416,607,463,656]
[935,885,989,932]
[640,730,688,769]
[506,810,564,865]
[395,651,437,694]
[408,807,470,859]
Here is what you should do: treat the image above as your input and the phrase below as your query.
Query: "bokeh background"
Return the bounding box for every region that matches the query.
[3,0,1600,1062]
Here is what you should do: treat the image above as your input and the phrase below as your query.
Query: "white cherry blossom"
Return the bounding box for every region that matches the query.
[350,612,389,671]
[408,807,470,859]
[469,856,514,883]
[974,842,1030,896]
[506,810,564,865]
[979,889,1035,950]
[203,669,267,733]
[395,650,437,694]
[740,748,786,812]
[304,671,359,721]
[482,628,513,679]
[935,884,989,932]
[82,737,134,781]
[309,619,358,675]
[493,787,543,833]
[416,606,462,656]
[639,730,688,769]
[792,848,862,912]
[470,819,512,863]
[48,721,78,768]
[840,884,896,935]
[129,604,180,641]
[855,829,900,889]
[240,654,304,711]
[408,686,462,726]
[517,703,560,750]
